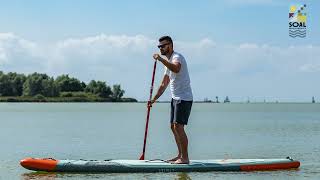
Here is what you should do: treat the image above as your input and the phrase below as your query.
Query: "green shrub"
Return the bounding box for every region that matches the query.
[34,94,46,102]
[60,92,73,97]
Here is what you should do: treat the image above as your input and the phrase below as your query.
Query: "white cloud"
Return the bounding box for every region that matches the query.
[0,33,39,57]
[0,47,8,63]
[0,33,44,72]
[0,32,319,100]
[300,63,320,72]
[57,34,154,54]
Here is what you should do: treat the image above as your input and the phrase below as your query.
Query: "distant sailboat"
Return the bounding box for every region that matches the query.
[224,96,230,103]
[204,97,212,102]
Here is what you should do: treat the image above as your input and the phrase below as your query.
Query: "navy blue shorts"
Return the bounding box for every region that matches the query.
[170,99,193,125]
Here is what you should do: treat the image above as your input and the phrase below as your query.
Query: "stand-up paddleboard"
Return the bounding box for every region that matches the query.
[20,157,300,172]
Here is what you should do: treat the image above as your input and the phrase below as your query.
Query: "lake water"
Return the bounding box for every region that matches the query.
[0,103,319,179]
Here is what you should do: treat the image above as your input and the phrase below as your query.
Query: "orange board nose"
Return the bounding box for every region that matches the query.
[20,158,58,171]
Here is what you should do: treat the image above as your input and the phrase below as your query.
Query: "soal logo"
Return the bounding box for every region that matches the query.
[289,4,307,38]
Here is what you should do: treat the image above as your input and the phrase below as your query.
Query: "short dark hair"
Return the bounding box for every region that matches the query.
[159,36,173,44]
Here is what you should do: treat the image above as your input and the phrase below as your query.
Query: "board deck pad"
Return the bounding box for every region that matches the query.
[20,157,300,173]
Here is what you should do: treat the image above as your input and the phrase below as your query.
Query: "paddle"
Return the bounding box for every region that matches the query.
[139,60,157,160]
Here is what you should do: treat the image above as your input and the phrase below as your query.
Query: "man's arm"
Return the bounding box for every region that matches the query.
[151,75,170,103]
[159,58,181,73]
[153,54,181,73]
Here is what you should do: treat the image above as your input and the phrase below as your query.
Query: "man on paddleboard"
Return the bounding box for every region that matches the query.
[150,36,193,164]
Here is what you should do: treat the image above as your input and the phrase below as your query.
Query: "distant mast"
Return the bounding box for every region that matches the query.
[216,96,220,103]
[312,96,315,103]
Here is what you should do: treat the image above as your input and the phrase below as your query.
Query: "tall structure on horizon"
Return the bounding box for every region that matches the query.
[215,96,219,103]
[224,96,230,103]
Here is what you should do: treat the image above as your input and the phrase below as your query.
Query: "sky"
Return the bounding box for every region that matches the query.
[0,0,319,102]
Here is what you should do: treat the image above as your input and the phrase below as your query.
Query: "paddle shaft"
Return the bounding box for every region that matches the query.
[139,60,157,160]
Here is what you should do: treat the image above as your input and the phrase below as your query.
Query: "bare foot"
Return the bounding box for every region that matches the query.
[166,156,180,162]
[173,158,189,164]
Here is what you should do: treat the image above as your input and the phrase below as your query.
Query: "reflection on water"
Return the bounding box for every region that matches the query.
[21,172,192,180]
[22,172,57,180]
[175,172,191,180]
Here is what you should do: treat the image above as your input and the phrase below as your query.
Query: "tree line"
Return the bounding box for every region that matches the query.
[0,71,128,101]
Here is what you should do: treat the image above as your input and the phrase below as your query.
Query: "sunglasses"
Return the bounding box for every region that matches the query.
[157,43,170,49]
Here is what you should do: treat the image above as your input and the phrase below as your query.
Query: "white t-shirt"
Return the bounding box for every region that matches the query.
[164,51,193,101]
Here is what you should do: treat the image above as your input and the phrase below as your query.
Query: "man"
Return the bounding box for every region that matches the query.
[149,36,193,164]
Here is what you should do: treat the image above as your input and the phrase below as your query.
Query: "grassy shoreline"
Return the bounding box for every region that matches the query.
[0,96,137,102]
